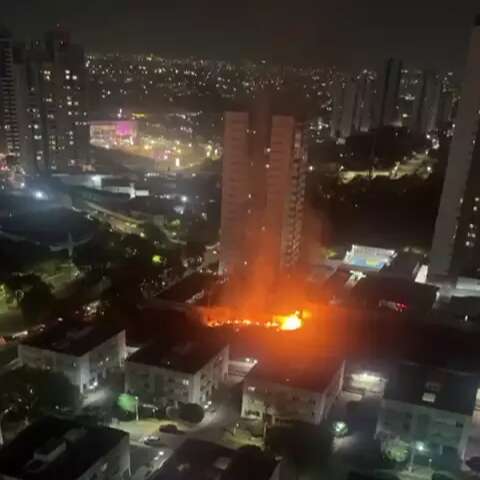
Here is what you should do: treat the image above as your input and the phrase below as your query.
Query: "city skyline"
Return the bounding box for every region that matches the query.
[2,1,479,72]
[3,6,480,480]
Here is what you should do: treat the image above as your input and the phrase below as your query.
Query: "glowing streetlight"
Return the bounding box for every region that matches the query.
[34,190,46,200]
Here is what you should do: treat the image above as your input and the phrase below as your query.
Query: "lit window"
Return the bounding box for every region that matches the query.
[247,386,256,392]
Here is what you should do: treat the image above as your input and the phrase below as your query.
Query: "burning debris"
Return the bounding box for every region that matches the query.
[200,305,309,332]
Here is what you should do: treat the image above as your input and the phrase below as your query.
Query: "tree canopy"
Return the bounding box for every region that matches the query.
[266,423,333,476]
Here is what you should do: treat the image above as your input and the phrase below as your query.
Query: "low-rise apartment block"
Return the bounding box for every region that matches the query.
[125,338,229,408]
[18,321,126,394]
[241,356,345,424]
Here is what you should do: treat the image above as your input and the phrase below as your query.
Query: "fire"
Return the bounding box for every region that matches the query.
[200,306,308,331]
[274,311,304,331]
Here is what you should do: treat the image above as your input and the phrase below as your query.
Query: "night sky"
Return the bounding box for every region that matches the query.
[2,0,479,72]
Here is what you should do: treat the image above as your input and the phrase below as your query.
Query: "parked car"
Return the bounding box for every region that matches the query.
[144,436,167,447]
[159,424,184,435]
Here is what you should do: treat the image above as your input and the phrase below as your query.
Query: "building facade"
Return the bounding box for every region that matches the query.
[0,28,30,161]
[409,71,441,135]
[339,79,358,139]
[125,341,229,408]
[374,58,403,128]
[331,72,375,140]
[376,363,477,460]
[353,72,375,133]
[0,416,130,480]
[18,323,126,394]
[241,358,344,425]
[436,77,457,129]
[0,28,89,174]
[220,93,308,276]
[330,78,345,139]
[429,16,480,280]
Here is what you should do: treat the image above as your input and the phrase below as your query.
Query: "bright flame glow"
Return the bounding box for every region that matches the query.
[202,307,308,332]
[275,311,303,331]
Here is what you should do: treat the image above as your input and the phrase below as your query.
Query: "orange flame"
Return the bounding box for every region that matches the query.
[273,311,304,331]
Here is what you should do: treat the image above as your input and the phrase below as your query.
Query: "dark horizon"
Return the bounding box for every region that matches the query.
[2,0,479,73]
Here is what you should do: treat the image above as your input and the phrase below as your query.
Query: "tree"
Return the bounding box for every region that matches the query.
[266,423,333,476]
[183,241,206,267]
[2,367,79,415]
[32,370,79,410]
[20,281,54,323]
[382,438,409,464]
[185,242,206,258]
[179,403,204,424]
[142,223,169,245]
[4,274,55,323]
[73,242,111,273]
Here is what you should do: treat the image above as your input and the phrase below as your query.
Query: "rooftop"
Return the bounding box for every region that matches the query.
[152,439,232,480]
[247,356,343,393]
[384,363,479,416]
[381,250,424,280]
[158,272,217,303]
[21,320,124,357]
[127,337,227,374]
[220,448,277,480]
[0,416,127,480]
[350,276,438,310]
[152,439,277,480]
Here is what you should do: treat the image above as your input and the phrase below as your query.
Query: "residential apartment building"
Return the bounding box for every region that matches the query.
[150,439,284,480]
[331,72,375,140]
[18,321,126,394]
[0,28,29,161]
[374,58,403,128]
[409,71,441,135]
[429,16,480,281]
[376,363,477,459]
[0,28,89,174]
[125,339,229,407]
[241,356,345,425]
[220,92,308,276]
[0,416,130,480]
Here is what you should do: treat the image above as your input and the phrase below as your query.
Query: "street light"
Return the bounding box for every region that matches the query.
[409,441,427,472]
[34,190,46,200]
[332,421,348,437]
